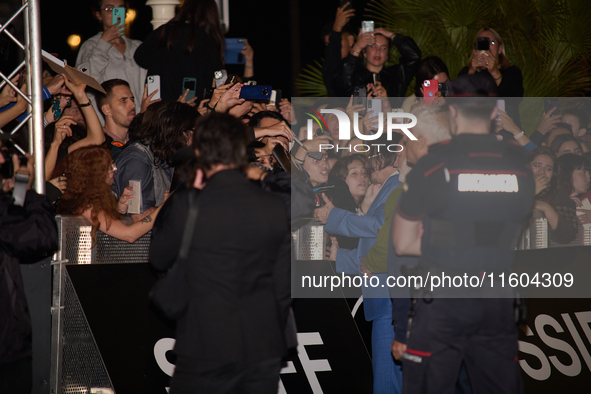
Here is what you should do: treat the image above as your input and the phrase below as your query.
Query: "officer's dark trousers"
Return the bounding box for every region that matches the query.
[402,298,522,394]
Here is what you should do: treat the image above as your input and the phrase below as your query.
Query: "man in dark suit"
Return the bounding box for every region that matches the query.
[150,112,291,394]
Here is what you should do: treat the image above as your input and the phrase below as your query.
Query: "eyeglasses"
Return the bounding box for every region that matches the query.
[109,162,118,174]
[102,6,126,13]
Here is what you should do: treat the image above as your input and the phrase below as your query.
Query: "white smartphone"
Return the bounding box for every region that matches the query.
[269,90,283,107]
[128,180,142,215]
[147,75,161,100]
[367,98,382,118]
[496,99,505,122]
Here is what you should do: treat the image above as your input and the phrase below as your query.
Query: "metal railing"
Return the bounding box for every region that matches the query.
[51,215,151,393]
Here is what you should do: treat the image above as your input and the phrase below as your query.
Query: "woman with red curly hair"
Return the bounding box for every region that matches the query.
[53,145,163,243]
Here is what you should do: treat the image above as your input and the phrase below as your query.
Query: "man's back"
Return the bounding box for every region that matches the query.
[152,170,291,369]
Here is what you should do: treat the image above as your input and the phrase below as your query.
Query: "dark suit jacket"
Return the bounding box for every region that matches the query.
[150,170,291,369]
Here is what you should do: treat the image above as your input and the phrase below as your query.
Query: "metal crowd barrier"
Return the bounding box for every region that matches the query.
[519,217,549,250]
[292,220,327,260]
[51,215,151,394]
[519,213,591,250]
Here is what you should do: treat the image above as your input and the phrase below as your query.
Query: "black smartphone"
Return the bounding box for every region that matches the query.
[353,86,367,116]
[182,78,196,100]
[272,144,291,173]
[544,98,559,113]
[339,0,353,11]
[438,82,448,98]
[477,37,490,51]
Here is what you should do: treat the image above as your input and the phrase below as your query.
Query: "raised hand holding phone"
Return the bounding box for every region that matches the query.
[101,22,126,43]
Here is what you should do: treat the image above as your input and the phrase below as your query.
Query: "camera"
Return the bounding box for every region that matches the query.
[147,76,155,83]
[423,80,431,88]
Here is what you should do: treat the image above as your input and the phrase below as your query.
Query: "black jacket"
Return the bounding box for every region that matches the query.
[0,190,58,365]
[331,34,422,99]
[134,24,223,102]
[150,170,291,369]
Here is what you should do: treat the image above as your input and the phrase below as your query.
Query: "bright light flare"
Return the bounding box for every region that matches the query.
[67,34,81,49]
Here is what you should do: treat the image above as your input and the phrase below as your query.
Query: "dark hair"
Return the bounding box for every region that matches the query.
[248,111,285,127]
[96,79,131,110]
[92,0,129,14]
[135,102,199,168]
[193,112,249,172]
[92,0,130,27]
[450,97,497,123]
[330,154,368,180]
[551,122,573,133]
[549,134,582,156]
[367,134,401,171]
[562,108,589,130]
[159,0,224,61]
[415,56,449,97]
[527,146,557,166]
[557,153,591,195]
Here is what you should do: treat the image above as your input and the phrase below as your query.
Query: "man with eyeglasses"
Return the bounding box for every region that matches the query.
[76,0,147,123]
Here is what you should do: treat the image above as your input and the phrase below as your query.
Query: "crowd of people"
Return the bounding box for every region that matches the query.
[1,0,590,393]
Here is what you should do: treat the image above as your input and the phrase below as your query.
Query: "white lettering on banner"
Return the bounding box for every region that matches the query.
[518,311,591,381]
[279,332,332,394]
[535,315,581,376]
[457,174,519,193]
[154,338,176,393]
[153,333,334,393]
[519,326,552,381]
[306,109,417,141]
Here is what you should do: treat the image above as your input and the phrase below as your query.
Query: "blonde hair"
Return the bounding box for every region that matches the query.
[469,28,510,69]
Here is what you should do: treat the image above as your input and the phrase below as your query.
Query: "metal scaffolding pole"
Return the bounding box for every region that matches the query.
[24,0,45,193]
[0,0,44,194]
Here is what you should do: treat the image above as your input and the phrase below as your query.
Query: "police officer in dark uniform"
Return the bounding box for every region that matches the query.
[391,74,534,394]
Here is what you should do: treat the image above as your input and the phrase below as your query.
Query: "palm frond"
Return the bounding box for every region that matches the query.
[295,59,327,97]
